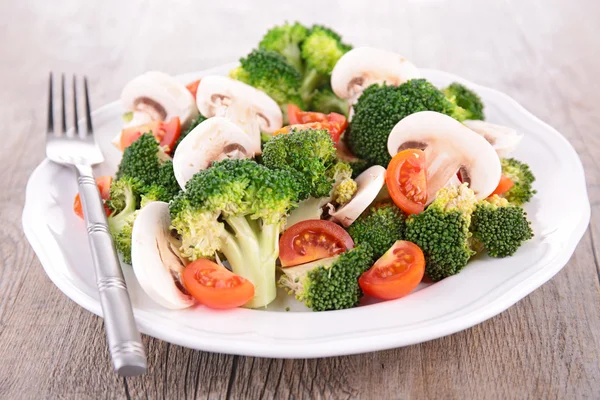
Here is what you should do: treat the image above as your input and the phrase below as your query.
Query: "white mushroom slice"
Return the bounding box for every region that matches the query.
[463,120,523,158]
[329,166,386,227]
[331,47,421,107]
[131,202,195,310]
[172,117,255,189]
[196,76,282,154]
[387,111,501,201]
[121,71,198,128]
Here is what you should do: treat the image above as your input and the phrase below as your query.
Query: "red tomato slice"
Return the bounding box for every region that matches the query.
[386,149,428,215]
[279,220,354,267]
[182,259,255,309]
[186,79,200,99]
[73,176,113,219]
[359,240,425,300]
[491,175,514,197]
[286,104,347,145]
[119,117,181,153]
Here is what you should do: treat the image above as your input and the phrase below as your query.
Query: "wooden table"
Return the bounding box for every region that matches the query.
[2,0,599,398]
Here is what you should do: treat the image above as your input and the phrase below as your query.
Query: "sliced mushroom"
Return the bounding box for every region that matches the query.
[131,202,195,310]
[121,71,198,127]
[331,47,421,107]
[195,76,282,154]
[387,111,501,201]
[463,120,523,158]
[329,166,386,227]
[172,117,255,189]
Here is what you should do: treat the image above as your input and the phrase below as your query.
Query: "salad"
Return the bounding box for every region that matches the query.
[73,22,536,312]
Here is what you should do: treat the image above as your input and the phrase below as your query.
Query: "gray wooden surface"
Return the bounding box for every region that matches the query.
[1,0,599,398]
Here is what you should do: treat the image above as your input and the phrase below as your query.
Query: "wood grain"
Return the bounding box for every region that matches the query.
[0,0,598,398]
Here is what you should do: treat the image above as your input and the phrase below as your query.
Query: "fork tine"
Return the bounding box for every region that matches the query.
[60,73,67,134]
[83,76,93,134]
[47,72,54,134]
[72,75,79,135]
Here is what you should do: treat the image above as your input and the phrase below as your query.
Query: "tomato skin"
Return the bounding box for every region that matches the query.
[279,220,354,267]
[386,149,428,215]
[491,175,514,197]
[73,176,113,219]
[286,104,347,145]
[182,259,255,309]
[186,79,201,98]
[359,241,425,300]
[119,117,181,153]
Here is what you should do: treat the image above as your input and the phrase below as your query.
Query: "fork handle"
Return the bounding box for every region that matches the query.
[76,165,147,376]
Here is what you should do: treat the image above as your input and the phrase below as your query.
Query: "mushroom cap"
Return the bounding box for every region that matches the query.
[387,111,501,200]
[195,75,283,134]
[121,71,199,128]
[329,165,386,227]
[131,201,195,310]
[173,117,255,190]
[331,47,421,101]
[463,120,523,158]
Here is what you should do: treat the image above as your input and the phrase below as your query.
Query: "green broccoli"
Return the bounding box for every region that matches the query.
[169,159,299,308]
[258,22,309,73]
[299,25,352,105]
[278,245,373,311]
[470,195,533,257]
[261,128,338,200]
[501,158,536,206]
[310,87,349,116]
[347,203,406,259]
[106,177,143,264]
[173,114,207,153]
[231,48,305,112]
[404,183,477,282]
[348,79,458,167]
[442,82,485,121]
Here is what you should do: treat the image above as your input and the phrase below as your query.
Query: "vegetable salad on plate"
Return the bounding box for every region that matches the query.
[74,22,535,312]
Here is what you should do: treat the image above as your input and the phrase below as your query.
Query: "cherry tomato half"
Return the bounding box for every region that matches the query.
[286,104,348,145]
[491,175,514,197]
[386,149,428,215]
[73,176,112,219]
[186,79,201,99]
[359,240,425,300]
[279,220,354,267]
[119,117,181,153]
[182,259,255,309]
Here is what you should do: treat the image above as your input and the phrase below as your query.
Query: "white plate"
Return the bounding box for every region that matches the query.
[23,64,591,358]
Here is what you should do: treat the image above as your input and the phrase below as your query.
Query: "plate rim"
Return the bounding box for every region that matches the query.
[22,66,591,358]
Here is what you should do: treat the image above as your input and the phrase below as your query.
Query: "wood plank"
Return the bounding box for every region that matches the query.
[0,0,598,398]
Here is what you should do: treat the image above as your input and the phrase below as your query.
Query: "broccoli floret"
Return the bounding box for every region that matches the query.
[347,203,406,259]
[470,195,533,257]
[501,158,536,206]
[310,87,349,116]
[299,25,352,105]
[327,162,357,206]
[116,134,180,202]
[348,158,370,178]
[349,80,458,167]
[258,22,309,73]
[173,114,207,152]
[262,128,337,200]
[278,245,373,311]
[404,183,477,281]
[106,177,143,264]
[442,82,485,121]
[231,48,305,111]
[169,159,299,308]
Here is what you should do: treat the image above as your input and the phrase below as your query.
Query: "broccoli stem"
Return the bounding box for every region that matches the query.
[300,68,324,105]
[221,215,278,308]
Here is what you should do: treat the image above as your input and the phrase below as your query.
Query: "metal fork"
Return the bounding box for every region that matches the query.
[46,73,147,376]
